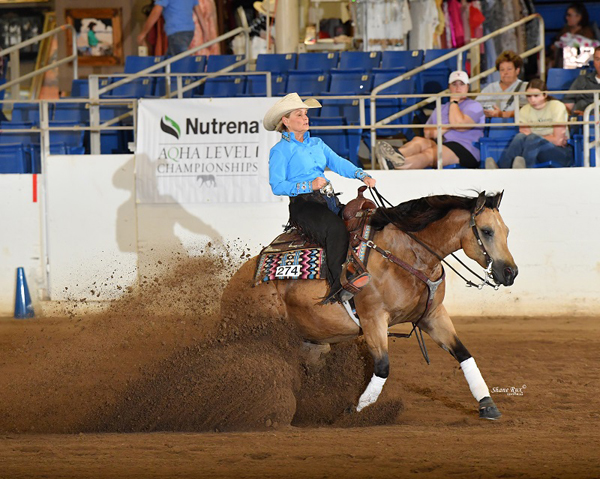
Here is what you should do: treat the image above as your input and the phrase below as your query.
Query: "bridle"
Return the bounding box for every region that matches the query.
[368,188,503,290]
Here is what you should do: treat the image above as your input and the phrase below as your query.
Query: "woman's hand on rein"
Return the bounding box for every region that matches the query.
[312,177,328,190]
[363,177,376,188]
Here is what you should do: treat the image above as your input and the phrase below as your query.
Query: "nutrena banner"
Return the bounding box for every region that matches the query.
[136,98,280,203]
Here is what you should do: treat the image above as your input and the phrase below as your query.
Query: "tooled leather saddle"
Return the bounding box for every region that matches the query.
[253,186,377,287]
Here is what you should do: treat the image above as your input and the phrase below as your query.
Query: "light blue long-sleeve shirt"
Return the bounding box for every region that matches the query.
[269,131,370,197]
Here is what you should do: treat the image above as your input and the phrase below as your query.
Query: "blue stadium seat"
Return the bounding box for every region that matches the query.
[170,55,206,73]
[423,49,464,70]
[244,73,286,96]
[319,97,363,166]
[328,70,372,94]
[477,118,519,166]
[337,51,381,73]
[0,121,38,145]
[366,71,417,140]
[201,76,246,97]
[108,78,154,98]
[54,102,88,122]
[124,55,166,74]
[296,52,339,73]
[572,133,597,167]
[70,78,112,98]
[0,144,29,173]
[310,116,362,167]
[11,103,44,124]
[154,77,198,98]
[205,54,245,72]
[256,53,297,73]
[49,121,86,150]
[547,68,583,99]
[419,49,465,94]
[381,50,424,71]
[285,71,329,96]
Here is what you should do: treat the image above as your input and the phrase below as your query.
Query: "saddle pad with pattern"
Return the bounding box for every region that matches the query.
[254,230,327,285]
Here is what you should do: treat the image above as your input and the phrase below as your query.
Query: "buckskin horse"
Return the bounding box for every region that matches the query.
[222,191,518,419]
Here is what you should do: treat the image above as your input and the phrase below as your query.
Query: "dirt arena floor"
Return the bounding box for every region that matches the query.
[0,254,598,478]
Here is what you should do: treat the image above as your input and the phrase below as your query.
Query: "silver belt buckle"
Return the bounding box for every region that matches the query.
[320,182,334,198]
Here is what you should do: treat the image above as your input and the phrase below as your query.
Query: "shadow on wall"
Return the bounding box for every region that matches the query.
[112,156,223,260]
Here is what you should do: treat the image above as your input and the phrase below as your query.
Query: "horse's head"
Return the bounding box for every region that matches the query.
[461,192,518,287]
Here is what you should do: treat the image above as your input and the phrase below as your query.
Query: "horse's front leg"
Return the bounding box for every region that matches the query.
[356,316,389,412]
[421,305,501,420]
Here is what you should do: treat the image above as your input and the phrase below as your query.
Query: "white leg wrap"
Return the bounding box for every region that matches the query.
[460,357,490,402]
[356,374,387,412]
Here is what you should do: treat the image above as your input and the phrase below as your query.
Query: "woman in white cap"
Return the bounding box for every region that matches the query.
[376,70,485,169]
[264,93,376,304]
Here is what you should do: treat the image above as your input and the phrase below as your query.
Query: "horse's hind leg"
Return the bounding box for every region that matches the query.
[421,306,501,420]
[356,319,389,412]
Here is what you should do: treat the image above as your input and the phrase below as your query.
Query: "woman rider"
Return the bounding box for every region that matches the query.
[264,93,376,304]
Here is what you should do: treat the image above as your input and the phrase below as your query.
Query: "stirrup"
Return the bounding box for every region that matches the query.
[340,262,371,295]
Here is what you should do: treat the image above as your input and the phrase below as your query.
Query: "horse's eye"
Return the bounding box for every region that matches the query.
[482,228,494,237]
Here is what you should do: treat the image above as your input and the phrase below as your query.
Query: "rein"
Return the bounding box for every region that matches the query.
[368,187,500,290]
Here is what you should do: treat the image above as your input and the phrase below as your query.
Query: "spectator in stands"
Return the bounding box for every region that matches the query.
[486,79,573,169]
[564,46,600,115]
[477,50,527,118]
[548,2,596,69]
[376,71,485,169]
[264,93,376,304]
[137,0,203,56]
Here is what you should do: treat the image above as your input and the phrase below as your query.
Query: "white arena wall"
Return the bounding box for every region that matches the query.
[1,156,599,318]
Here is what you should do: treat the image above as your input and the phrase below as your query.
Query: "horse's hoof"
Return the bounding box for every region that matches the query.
[479,396,502,420]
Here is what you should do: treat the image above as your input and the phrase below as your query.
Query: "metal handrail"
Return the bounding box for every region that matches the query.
[0,24,78,98]
[582,94,600,168]
[368,13,545,168]
[87,24,251,154]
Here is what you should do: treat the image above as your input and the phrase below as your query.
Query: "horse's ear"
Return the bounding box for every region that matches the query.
[474,191,486,214]
[493,190,504,209]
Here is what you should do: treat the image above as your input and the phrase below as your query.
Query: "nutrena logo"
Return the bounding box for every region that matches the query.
[160,115,181,140]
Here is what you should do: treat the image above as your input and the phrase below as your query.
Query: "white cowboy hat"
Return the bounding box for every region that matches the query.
[263,93,322,131]
[253,0,276,16]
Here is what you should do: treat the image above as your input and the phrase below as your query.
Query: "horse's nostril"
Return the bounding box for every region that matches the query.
[504,267,516,282]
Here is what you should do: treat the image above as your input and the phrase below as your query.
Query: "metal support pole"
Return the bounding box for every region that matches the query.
[435,96,443,170]
[89,76,101,155]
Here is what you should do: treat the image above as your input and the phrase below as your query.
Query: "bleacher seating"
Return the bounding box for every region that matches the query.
[328,70,372,94]
[124,56,166,74]
[170,56,206,74]
[336,51,381,73]
[547,68,583,99]
[296,52,339,73]
[205,54,245,72]
[477,118,519,167]
[108,78,154,98]
[11,103,43,124]
[54,102,88,122]
[381,50,424,71]
[201,76,246,97]
[366,71,417,141]
[0,144,29,173]
[286,71,329,96]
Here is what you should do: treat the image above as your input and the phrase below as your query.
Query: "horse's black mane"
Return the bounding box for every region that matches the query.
[370,193,500,232]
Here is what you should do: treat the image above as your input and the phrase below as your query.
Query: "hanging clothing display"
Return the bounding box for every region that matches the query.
[355,0,413,50]
[189,0,220,55]
[408,0,438,50]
